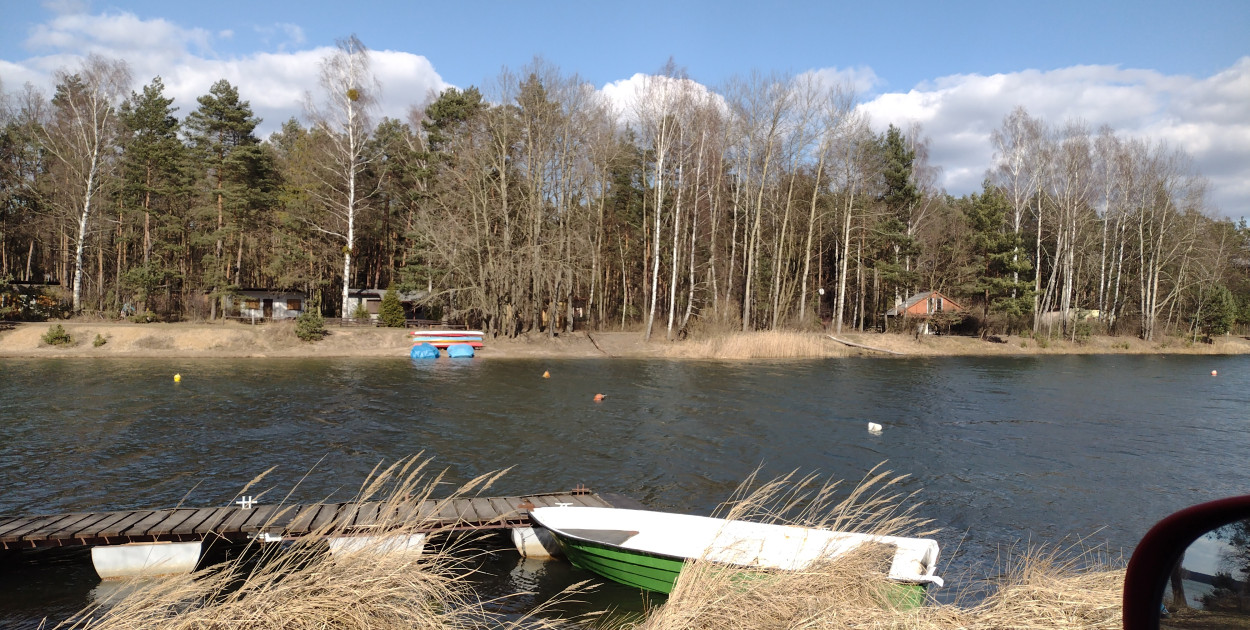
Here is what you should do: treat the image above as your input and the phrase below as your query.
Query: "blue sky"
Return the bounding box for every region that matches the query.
[2,0,1248,216]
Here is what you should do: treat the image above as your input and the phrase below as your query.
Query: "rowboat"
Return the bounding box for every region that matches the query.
[528,506,942,602]
[408,330,484,337]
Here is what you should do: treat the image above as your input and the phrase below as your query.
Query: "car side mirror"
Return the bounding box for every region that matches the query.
[1123,496,1250,629]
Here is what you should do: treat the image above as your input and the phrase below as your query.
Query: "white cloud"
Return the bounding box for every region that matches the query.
[799,65,882,97]
[2,9,449,138]
[858,59,1250,218]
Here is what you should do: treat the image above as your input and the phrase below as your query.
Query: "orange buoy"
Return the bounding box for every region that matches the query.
[542,370,550,378]
[1211,370,1218,376]
[593,393,606,402]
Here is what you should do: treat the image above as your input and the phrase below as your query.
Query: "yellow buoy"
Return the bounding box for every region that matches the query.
[174,373,181,383]
[542,371,550,378]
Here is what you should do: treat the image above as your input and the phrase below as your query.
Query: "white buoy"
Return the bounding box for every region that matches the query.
[867,422,883,434]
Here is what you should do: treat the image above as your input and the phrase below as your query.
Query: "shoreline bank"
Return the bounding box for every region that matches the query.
[2,320,1249,359]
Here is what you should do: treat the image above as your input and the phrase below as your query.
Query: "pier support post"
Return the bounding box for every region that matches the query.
[511,527,562,559]
[327,533,426,556]
[91,541,202,579]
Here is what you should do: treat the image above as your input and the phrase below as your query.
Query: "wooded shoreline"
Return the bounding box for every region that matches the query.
[3,320,1248,359]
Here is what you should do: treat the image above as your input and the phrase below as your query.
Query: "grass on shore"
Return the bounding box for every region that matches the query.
[665,330,839,359]
[61,461,1125,630]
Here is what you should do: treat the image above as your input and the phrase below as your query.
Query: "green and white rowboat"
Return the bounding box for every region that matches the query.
[529,506,943,600]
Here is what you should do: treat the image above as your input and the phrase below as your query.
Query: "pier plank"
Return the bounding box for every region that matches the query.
[334,504,360,531]
[488,497,520,520]
[71,511,135,539]
[193,507,234,534]
[4,515,85,542]
[97,511,152,538]
[120,509,181,536]
[414,499,438,521]
[285,504,321,534]
[469,498,497,523]
[309,504,340,532]
[46,512,115,540]
[218,507,256,533]
[434,499,460,523]
[0,516,45,540]
[455,499,479,523]
[263,504,302,531]
[171,508,221,535]
[145,509,200,536]
[352,502,381,531]
[21,513,96,541]
[239,504,281,533]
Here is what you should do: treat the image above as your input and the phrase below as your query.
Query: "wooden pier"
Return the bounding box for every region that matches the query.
[0,489,631,551]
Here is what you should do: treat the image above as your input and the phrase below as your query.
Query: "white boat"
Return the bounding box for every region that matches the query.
[529,506,942,602]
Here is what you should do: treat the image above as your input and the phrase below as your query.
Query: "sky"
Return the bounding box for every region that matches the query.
[2,0,1248,217]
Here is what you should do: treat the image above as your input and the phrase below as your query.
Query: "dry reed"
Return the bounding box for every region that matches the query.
[666,331,840,359]
[629,465,1125,630]
[58,458,587,630]
[61,461,1125,630]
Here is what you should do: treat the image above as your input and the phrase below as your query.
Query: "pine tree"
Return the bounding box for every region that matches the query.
[185,79,261,318]
[118,76,185,314]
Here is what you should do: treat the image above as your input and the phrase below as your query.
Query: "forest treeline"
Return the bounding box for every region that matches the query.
[1,39,1246,340]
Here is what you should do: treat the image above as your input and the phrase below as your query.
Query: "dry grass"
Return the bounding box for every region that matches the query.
[629,465,1124,630]
[58,462,1125,630]
[665,331,843,359]
[58,458,590,630]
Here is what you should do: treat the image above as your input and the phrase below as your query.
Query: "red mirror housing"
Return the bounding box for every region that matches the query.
[1123,495,1250,629]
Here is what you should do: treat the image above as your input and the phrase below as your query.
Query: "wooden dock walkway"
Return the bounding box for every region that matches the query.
[0,489,630,551]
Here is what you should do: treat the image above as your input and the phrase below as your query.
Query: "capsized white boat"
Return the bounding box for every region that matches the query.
[530,506,943,599]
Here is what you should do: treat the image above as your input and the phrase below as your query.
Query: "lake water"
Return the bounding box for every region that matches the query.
[1,354,1248,626]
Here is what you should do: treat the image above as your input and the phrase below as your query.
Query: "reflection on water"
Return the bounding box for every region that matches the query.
[2,354,1249,627]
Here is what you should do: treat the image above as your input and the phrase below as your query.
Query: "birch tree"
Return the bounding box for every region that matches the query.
[636,63,682,340]
[39,54,130,312]
[305,34,380,318]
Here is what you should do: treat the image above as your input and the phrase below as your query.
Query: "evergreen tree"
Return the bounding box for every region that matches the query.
[379,284,405,327]
[184,79,261,317]
[876,125,921,305]
[962,180,1034,327]
[118,76,186,314]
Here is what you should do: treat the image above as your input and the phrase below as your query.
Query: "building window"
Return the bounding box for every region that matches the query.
[287,299,302,311]
[244,299,260,309]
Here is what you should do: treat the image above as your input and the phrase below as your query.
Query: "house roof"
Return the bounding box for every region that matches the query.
[885,291,963,317]
[348,288,429,302]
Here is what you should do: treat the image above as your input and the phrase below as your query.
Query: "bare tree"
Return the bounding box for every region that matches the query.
[38,54,131,312]
[636,61,683,340]
[305,34,380,318]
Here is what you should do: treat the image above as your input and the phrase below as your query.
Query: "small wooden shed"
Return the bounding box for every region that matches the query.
[226,290,308,321]
[885,290,964,334]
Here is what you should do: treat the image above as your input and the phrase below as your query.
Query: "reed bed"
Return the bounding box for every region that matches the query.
[630,466,1124,630]
[59,461,1125,630]
[666,331,841,359]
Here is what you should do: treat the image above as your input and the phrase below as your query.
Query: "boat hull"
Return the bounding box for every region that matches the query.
[553,532,928,604]
[553,533,685,593]
[531,506,941,604]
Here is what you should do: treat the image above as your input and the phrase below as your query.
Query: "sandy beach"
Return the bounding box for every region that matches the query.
[2,319,1249,359]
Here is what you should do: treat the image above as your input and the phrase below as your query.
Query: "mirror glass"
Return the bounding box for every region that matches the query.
[1161,518,1250,628]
